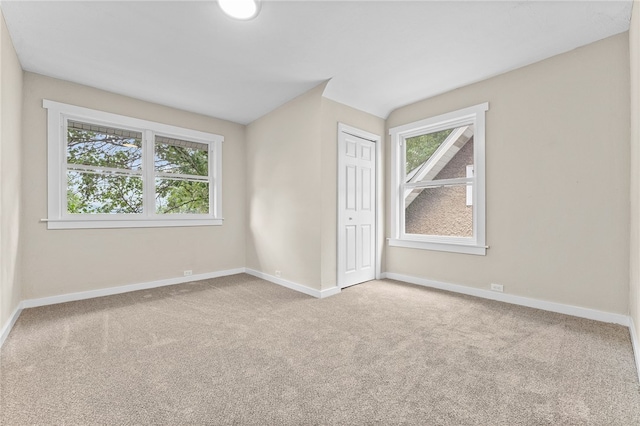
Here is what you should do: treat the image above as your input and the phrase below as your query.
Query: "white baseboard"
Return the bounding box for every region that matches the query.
[245,268,341,299]
[630,317,640,382]
[320,286,342,299]
[0,304,23,349]
[384,272,629,326]
[21,268,246,309]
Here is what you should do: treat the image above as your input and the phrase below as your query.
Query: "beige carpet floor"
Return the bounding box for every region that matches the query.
[1,273,639,425]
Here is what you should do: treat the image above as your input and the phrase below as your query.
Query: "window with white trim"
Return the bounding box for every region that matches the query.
[44,100,223,229]
[389,102,488,255]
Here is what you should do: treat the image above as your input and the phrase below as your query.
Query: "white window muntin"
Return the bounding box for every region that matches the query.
[44,100,223,229]
[389,102,488,255]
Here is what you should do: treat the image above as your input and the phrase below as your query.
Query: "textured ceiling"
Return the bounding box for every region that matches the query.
[1,1,633,124]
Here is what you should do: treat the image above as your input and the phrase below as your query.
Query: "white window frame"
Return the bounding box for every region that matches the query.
[44,100,223,230]
[389,102,488,255]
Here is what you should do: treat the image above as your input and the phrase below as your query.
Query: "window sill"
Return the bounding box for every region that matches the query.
[387,238,487,255]
[45,218,223,230]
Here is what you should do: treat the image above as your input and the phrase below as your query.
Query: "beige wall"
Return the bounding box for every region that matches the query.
[0,11,23,332]
[245,84,325,288]
[630,2,640,344]
[386,33,631,314]
[21,73,246,299]
[319,98,385,289]
[245,84,384,291]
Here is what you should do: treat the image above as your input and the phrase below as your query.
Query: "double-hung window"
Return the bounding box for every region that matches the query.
[389,102,488,255]
[44,100,223,229]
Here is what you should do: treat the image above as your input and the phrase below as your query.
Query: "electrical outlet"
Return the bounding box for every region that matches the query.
[490,283,503,292]
[275,270,281,278]
[184,270,193,277]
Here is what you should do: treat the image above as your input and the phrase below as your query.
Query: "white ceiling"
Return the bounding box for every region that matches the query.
[1,1,633,124]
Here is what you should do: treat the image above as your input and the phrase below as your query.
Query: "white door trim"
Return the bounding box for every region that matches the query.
[337,123,382,288]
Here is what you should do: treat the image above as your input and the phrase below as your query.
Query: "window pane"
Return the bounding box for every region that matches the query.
[67,171,143,214]
[67,120,142,170]
[405,125,474,183]
[155,178,209,214]
[155,136,208,176]
[405,184,472,237]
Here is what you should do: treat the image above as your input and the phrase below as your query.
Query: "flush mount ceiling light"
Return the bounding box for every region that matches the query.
[218,0,261,21]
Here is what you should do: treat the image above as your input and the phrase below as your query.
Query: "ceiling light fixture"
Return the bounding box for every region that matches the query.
[218,0,261,21]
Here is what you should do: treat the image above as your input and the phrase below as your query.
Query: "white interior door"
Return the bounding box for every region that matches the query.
[338,127,377,288]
